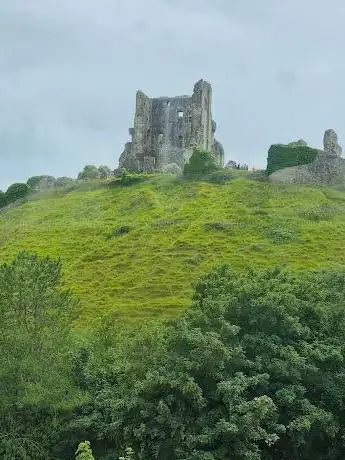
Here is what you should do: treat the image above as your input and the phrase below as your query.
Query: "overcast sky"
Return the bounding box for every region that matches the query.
[1,0,345,189]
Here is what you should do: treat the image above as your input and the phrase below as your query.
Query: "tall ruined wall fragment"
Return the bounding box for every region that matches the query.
[118,80,224,172]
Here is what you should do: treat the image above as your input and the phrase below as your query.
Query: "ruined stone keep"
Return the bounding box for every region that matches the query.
[118,79,224,172]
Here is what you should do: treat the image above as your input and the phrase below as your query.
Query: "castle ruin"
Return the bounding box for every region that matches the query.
[118,79,224,172]
[269,129,345,185]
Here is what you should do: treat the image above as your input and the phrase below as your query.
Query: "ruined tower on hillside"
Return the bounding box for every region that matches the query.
[118,79,224,172]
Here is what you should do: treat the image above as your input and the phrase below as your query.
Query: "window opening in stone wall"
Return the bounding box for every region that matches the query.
[166,101,170,107]
[158,133,163,143]
[178,135,183,148]
[178,110,183,118]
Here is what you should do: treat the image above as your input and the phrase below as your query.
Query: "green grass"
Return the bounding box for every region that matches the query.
[1,174,345,330]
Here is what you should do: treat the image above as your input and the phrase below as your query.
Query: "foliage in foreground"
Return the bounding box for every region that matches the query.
[69,265,345,460]
[0,251,81,459]
[75,441,95,460]
[3,251,345,458]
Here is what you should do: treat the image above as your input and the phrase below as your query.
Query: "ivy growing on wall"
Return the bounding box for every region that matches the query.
[266,143,320,175]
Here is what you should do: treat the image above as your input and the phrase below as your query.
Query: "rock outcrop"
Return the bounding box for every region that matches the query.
[269,129,345,185]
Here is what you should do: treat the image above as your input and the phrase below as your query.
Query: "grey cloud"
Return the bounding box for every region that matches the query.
[1,0,345,189]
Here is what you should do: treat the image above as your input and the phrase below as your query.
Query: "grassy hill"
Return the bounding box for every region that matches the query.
[1,173,345,330]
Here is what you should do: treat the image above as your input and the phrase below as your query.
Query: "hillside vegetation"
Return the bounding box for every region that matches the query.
[1,173,345,329]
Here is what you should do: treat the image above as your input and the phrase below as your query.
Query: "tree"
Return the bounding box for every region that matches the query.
[5,182,30,203]
[78,165,100,181]
[183,148,219,180]
[98,165,112,179]
[73,265,345,460]
[0,251,80,459]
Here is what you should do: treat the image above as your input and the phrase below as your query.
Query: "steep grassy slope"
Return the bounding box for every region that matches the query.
[1,174,345,329]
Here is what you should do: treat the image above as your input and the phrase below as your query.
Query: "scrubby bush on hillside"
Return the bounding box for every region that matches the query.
[120,169,147,186]
[78,165,100,181]
[266,143,320,175]
[183,148,219,180]
[5,182,31,203]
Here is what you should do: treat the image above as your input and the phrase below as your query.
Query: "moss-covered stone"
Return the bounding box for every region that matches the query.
[266,143,320,175]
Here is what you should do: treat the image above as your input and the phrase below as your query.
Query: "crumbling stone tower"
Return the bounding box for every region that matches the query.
[118,79,224,172]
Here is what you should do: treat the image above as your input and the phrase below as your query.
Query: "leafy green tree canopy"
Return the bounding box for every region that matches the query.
[77,265,345,460]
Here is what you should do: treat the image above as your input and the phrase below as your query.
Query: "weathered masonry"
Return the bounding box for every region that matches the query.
[118,79,224,172]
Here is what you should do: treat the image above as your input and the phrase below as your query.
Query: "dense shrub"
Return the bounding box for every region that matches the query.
[5,182,31,203]
[183,148,219,180]
[120,169,147,186]
[266,143,320,175]
[265,226,297,243]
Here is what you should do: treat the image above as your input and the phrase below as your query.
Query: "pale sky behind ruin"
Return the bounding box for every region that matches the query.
[1,0,345,189]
